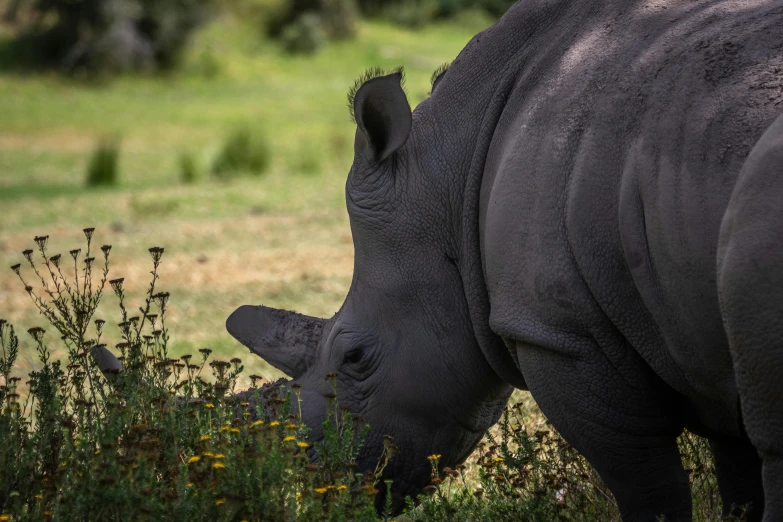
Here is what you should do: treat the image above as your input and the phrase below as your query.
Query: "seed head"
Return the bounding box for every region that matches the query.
[22,249,34,263]
[153,292,170,307]
[34,235,49,250]
[27,327,45,343]
[48,254,61,268]
[69,249,81,261]
[100,245,112,256]
[148,247,164,264]
[109,278,124,295]
[84,257,95,268]
[82,228,95,241]
[10,264,21,275]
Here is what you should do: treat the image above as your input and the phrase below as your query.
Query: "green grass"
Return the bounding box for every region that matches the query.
[0,13,494,383]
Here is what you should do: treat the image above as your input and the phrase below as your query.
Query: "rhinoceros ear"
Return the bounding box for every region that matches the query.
[352,70,412,163]
[226,305,325,379]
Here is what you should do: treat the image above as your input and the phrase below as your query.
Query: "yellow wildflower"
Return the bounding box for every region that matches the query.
[94,450,100,455]
[283,436,296,442]
[35,494,43,500]
[187,483,194,487]
[296,493,302,502]
[230,428,240,434]
[427,454,442,461]
[0,515,11,521]
[326,485,335,490]
[203,452,215,458]
[43,512,52,517]
[285,423,299,429]
[219,426,231,432]
[214,453,226,459]
[493,457,504,463]
[251,420,264,428]
[187,456,201,464]
[337,485,348,491]
[199,435,211,442]
[167,389,175,394]
[269,421,280,427]
[213,462,226,470]
[314,487,328,494]
[205,403,215,409]
[297,442,310,449]
[215,498,225,506]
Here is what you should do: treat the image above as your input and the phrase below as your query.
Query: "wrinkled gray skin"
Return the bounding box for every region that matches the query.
[224,1,783,520]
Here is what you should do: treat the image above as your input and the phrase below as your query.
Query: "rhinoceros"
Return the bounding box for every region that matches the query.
[225,1,783,520]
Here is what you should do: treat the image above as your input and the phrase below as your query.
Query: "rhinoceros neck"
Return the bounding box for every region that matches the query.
[415,0,592,390]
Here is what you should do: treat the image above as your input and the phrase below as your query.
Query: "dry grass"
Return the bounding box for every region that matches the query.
[0,209,354,390]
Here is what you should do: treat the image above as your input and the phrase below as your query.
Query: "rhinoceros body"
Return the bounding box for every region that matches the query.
[227,1,783,520]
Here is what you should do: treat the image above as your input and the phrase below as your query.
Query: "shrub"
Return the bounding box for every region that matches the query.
[179,151,200,184]
[7,0,215,74]
[267,0,357,53]
[379,0,438,29]
[211,126,271,179]
[0,230,387,521]
[280,13,328,55]
[85,137,121,187]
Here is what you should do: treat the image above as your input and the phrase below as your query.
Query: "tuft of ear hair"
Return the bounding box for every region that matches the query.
[347,66,406,123]
[430,62,451,93]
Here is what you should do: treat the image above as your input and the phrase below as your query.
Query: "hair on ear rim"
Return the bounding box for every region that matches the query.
[429,62,451,93]
[347,66,406,123]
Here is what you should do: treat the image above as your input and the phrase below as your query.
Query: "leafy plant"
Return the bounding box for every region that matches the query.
[211,126,271,179]
[179,151,201,184]
[0,230,384,521]
[86,137,121,187]
[7,0,216,74]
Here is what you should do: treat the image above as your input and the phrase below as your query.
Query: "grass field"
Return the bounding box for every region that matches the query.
[0,12,494,386]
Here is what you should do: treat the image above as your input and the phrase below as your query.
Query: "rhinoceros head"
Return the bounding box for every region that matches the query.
[227,70,512,505]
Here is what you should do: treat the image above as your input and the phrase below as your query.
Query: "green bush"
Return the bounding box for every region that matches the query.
[179,151,201,184]
[379,0,438,29]
[267,0,357,53]
[0,230,388,521]
[280,13,328,55]
[211,126,271,179]
[85,137,121,187]
[7,0,215,74]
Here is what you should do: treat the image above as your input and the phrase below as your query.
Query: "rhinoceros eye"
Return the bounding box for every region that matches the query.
[342,348,363,366]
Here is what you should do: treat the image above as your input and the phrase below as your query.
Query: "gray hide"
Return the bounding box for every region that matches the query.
[227,1,783,520]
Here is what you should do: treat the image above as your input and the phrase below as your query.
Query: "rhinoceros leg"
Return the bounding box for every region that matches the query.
[515,339,691,522]
[718,112,783,522]
[709,436,763,521]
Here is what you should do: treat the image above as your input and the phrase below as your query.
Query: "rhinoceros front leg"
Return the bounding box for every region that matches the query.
[709,435,763,521]
[514,338,691,522]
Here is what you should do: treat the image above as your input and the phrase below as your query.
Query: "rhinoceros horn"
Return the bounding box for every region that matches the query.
[226,305,325,379]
